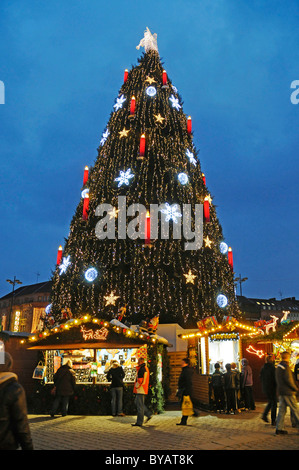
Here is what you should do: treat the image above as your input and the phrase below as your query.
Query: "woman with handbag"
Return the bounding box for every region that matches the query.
[176,358,196,426]
[50,359,76,417]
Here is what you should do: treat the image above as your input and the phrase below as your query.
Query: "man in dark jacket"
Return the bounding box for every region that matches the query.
[223,363,238,414]
[107,360,125,416]
[50,359,76,417]
[0,352,33,450]
[176,358,195,426]
[260,354,277,425]
[275,351,299,435]
[211,363,225,413]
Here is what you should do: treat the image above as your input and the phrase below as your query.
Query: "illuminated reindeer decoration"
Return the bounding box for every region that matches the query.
[255,315,279,335]
[264,315,279,335]
[80,325,109,341]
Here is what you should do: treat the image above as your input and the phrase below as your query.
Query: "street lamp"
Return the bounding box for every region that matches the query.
[6,276,22,331]
[234,274,248,297]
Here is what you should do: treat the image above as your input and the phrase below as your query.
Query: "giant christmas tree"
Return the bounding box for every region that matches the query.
[49,28,241,328]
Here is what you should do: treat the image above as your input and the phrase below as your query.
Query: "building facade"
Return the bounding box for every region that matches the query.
[0,281,52,332]
[237,295,299,322]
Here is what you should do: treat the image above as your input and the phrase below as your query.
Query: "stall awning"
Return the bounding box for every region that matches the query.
[178,317,259,340]
[26,317,171,350]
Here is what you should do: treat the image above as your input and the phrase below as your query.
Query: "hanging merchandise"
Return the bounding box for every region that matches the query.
[32,361,46,379]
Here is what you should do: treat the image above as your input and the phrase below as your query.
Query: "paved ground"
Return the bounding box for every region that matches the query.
[27,403,298,451]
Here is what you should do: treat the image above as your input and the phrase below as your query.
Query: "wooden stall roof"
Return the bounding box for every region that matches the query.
[178,318,259,340]
[247,321,299,344]
[283,321,299,341]
[26,317,171,350]
[28,341,146,350]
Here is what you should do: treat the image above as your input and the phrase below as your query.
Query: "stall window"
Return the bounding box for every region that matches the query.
[208,337,239,374]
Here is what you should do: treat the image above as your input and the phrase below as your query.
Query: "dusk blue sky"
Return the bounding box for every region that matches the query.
[0,1,298,300]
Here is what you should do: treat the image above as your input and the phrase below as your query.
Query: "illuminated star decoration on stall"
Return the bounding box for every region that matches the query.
[104,291,120,306]
[115,168,134,187]
[114,94,126,111]
[183,270,197,284]
[100,128,109,146]
[59,255,71,275]
[205,194,213,204]
[169,95,181,110]
[186,149,197,166]
[119,127,130,138]
[161,203,182,223]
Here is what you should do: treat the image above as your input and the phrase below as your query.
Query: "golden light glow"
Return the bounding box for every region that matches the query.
[104,291,120,306]
[183,270,197,284]
[181,319,259,340]
[145,76,156,84]
[118,127,130,138]
[204,236,213,248]
[154,113,165,123]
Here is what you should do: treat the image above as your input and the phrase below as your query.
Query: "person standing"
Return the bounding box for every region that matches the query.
[176,357,195,425]
[260,354,277,426]
[50,358,76,417]
[106,360,125,416]
[275,351,299,435]
[132,358,152,427]
[240,358,255,410]
[223,363,237,414]
[211,363,225,413]
[231,362,241,413]
[0,352,33,450]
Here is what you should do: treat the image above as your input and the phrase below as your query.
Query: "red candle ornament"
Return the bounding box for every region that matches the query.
[145,211,151,245]
[83,193,89,220]
[124,69,128,83]
[57,245,63,265]
[83,166,89,186]
[187,116,192,134]
[228,247,234,271]
[140,134,145,157]
[162,70,167,86]
[203,196,210,222]
[130,96,136,115]
[202,173,206,185]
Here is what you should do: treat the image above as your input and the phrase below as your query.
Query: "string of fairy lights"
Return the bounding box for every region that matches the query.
[48,50,239,329]
[180,320,260,340]
[22,315,163,346]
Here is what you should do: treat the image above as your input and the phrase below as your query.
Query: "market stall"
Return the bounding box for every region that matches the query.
[248,318,299,376]
[178,316,261,407]
[179,315,299,408]
[25,315,171,415]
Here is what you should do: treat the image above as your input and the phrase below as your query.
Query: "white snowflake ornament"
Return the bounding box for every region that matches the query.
[115,168,134,187]
[114,94,126,111]
[169,95,181,111]
[186,149,197,166]
[59,255,71,275]
[100,128,109,146]
[161,203,182,223]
